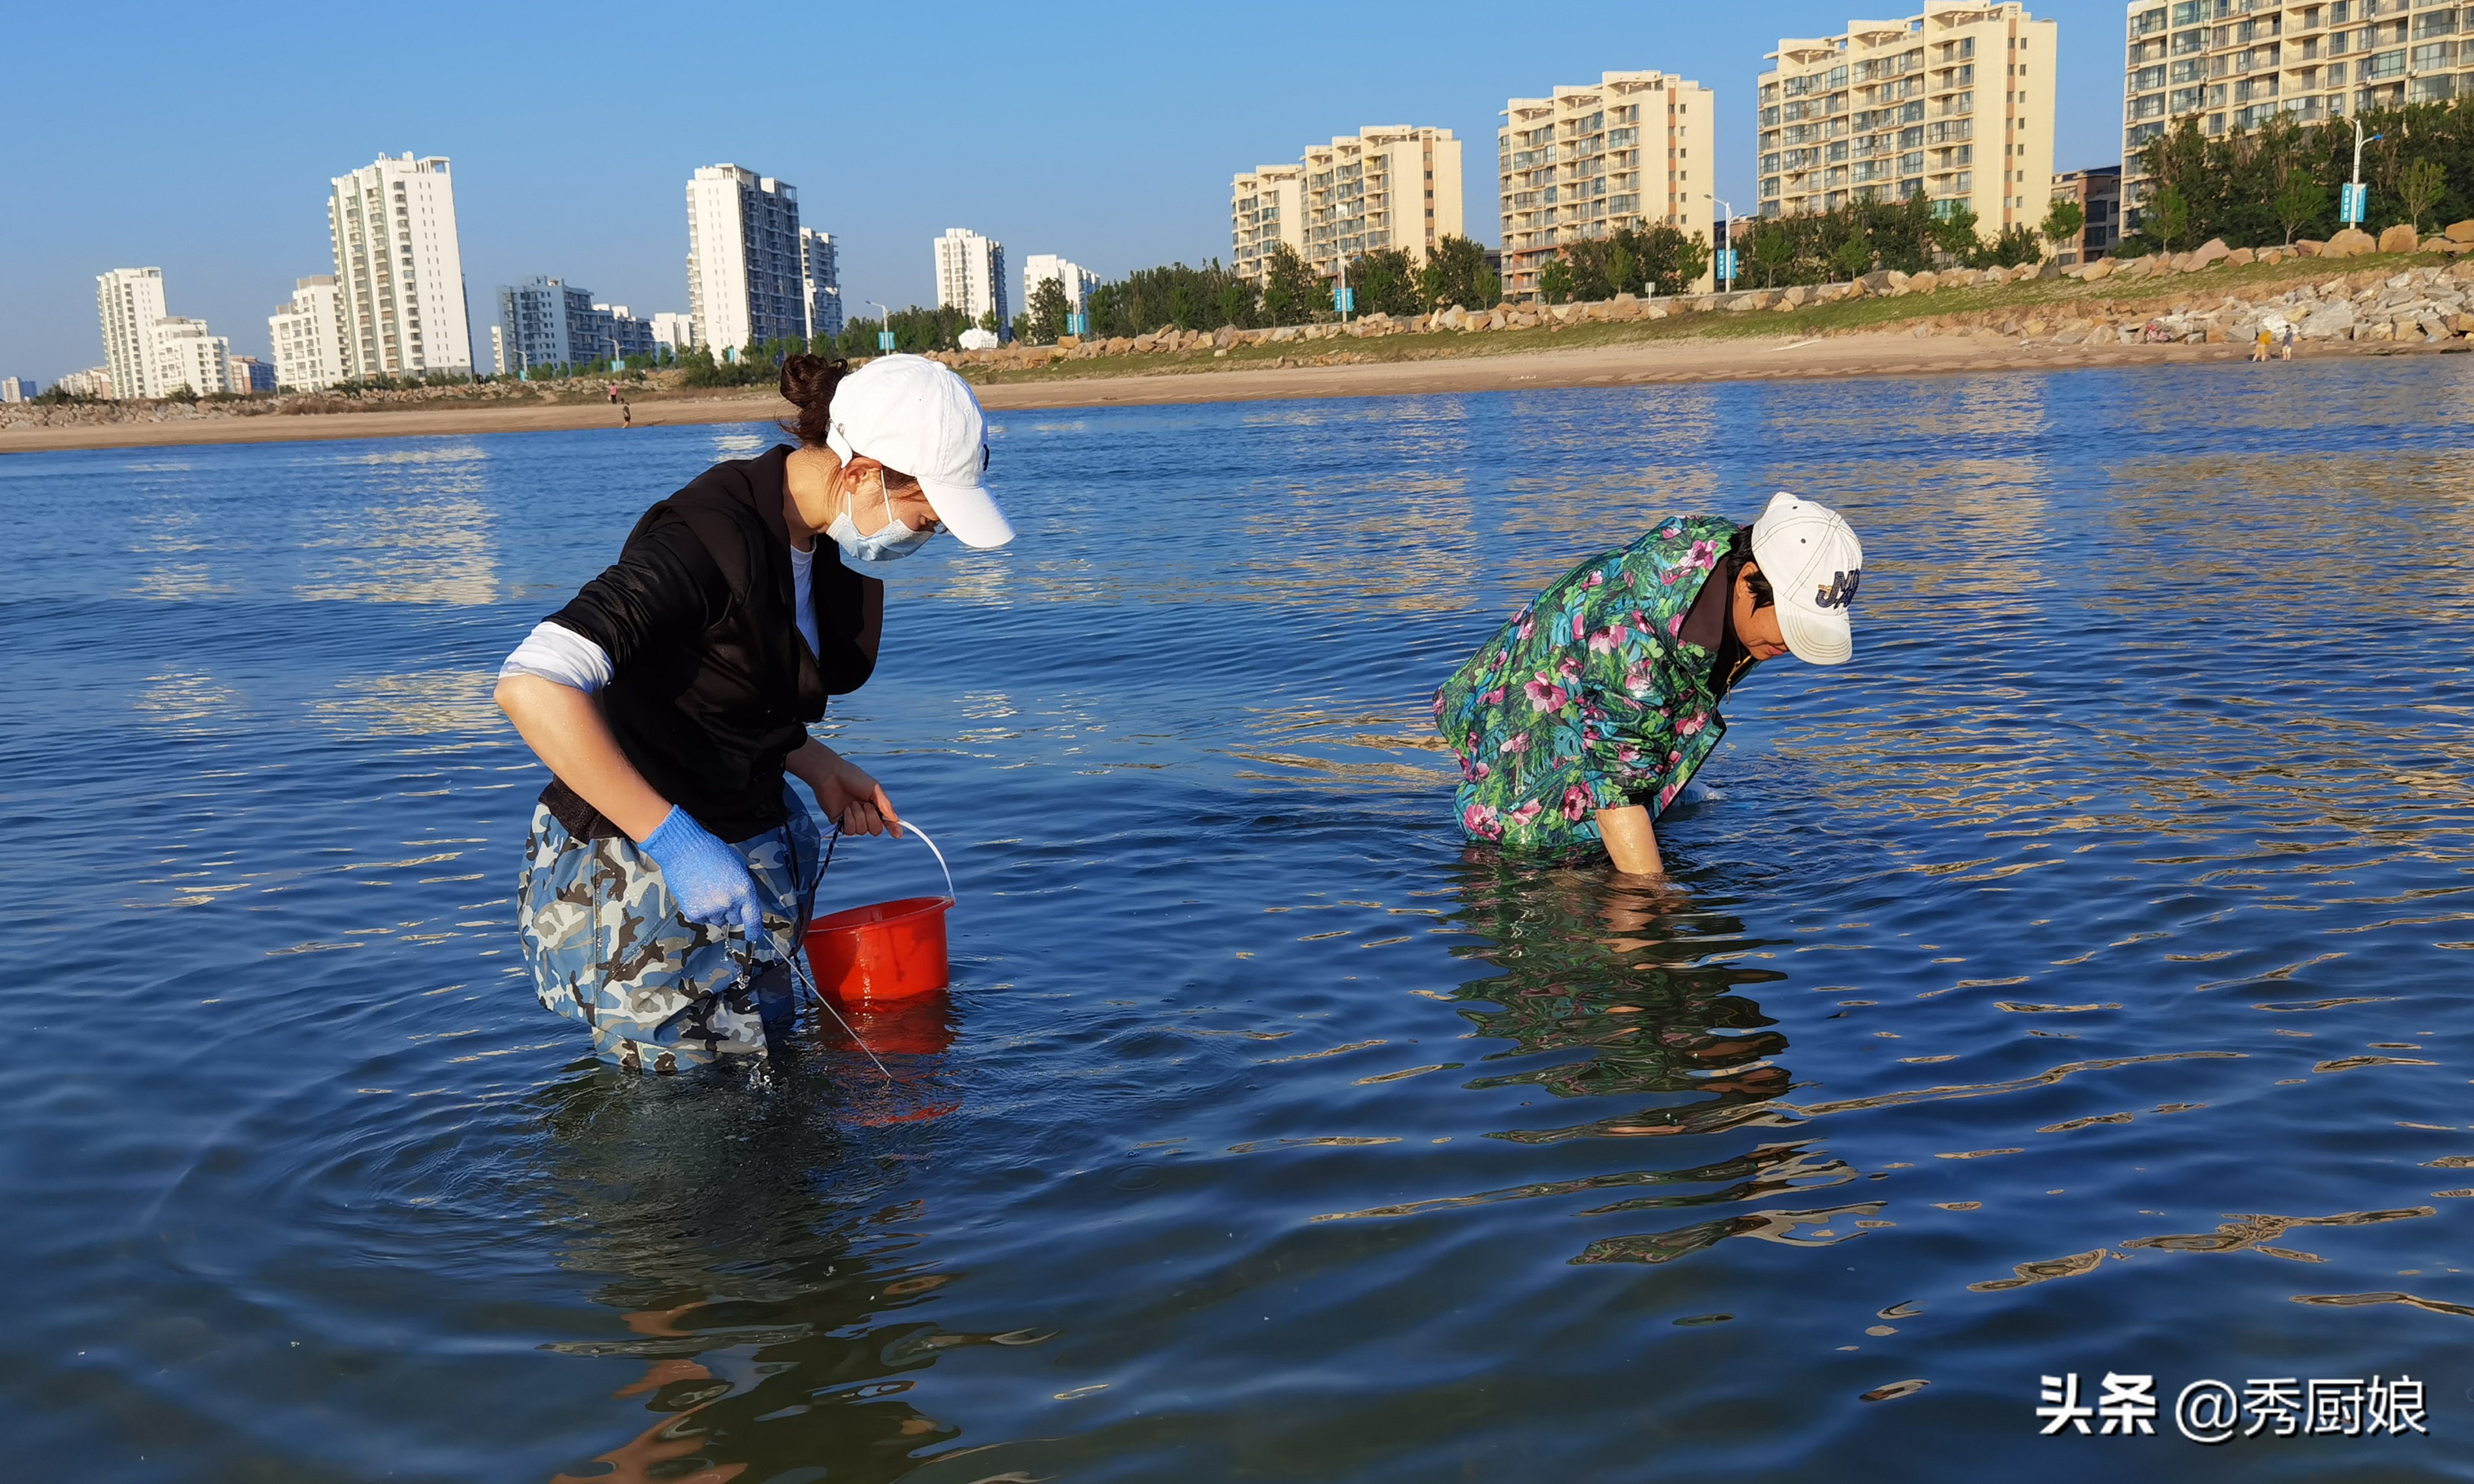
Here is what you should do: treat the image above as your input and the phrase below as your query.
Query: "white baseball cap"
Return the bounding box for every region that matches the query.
[823,354,1015,549]
[1749,491,1864,666]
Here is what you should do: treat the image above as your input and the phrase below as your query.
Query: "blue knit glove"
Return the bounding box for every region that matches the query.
[638,807,765,940]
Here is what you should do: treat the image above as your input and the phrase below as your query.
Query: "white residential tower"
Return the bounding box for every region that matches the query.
[327,153,475,378]
[934,228,1008,326]
[687,164,805,356]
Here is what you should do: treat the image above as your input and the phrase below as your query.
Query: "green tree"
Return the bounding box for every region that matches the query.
[1536,256,1576,305]
[1027,277,1072,343]
[1750,221,1795,287]
[1927,202,1983,261]
[1215,277,1258,328]
[1977,223,2043,268]
[2148,183,2192,252]
[1259,243,1321,325]
[2040,197,2084,255]
[1350,249,1423,317]
[1415,234,1500,311]
[2272,178,2328,245]
[1641,225,1712,296]
[2400,157,2446,234]
[1831,234,1874,279]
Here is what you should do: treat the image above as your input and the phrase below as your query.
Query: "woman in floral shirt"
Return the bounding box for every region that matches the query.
[1433,493,1864,875]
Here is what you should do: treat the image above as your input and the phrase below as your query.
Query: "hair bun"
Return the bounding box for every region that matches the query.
[780,353,846,409]
[779,354,851,446]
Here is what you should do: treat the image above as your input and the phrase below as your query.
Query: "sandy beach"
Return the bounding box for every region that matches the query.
[0,330,2308,455]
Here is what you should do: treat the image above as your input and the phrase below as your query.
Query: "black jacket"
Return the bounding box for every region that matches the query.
[540,446,875,841]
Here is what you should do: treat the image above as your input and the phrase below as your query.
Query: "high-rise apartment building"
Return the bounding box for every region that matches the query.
[934,228,1009,326]
[687,164,805,355]
[1759,5,2056,235]
[96,268,170,399]
[2050,165,2123,263]
[1499,72,1717,301]
[597,305,657,360]
[2118,0,2471,232]
[651,312,698,352]
[268,275,348,391]
[54,369,115,399]
[227,356,275,394]
[799,227,843,342]
[327,153,474,378]
[147,318,230,397]
[497,277,602,370]
[1,377,40,403]
[1230,164,1307,282]
[1021,254,1099,313]
[1299,126,1464,281]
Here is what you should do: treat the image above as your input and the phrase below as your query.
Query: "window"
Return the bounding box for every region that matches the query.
[2135,63,2169,87]
[2412,8,2456,35]
[2172,27,2207,52]
[2364,44,2406,71]
[1899,150,1926,174]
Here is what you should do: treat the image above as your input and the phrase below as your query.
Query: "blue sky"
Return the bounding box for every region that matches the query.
[1,0,2133,379]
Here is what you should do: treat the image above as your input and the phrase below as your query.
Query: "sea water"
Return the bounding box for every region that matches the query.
[3,361,2471,1481]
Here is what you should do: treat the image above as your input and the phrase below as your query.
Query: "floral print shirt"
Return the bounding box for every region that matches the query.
[1432,515,1740,852]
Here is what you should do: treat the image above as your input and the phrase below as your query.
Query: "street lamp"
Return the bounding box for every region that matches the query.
[1706,194,1737,292]
[2346,116,2385,229]
[868,300,892,356]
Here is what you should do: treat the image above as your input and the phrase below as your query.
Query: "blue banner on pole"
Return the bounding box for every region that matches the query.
[1333,285,1355,313]
[877,330,896,352]
[1066,313,1087,335]
[1714,249,1739,281]
[2340,182,2367,225]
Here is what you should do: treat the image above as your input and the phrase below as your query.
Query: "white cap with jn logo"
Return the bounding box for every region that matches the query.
[1750,491,1864,666]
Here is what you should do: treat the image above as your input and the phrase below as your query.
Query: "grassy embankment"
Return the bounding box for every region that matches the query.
[955,248,2460,389]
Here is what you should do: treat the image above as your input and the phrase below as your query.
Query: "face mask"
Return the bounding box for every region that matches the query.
[826,471,935,563]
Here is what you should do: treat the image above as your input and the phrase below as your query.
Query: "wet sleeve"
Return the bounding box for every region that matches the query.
[542,517,729,670]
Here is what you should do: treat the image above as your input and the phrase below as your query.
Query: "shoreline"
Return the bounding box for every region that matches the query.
[0,335,2430,456]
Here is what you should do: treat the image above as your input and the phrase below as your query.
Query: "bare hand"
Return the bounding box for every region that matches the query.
[816,756,901,837]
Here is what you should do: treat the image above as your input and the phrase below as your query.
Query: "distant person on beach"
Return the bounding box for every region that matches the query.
[2281,323,2296,360]
[621,400,632,429]
[1434,495,1863,876]
[495,354,1014,1072]
[2251,328,2272,362]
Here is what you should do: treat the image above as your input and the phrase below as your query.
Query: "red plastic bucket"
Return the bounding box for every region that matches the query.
[827,993,957,1057]
[806,895,950,1003]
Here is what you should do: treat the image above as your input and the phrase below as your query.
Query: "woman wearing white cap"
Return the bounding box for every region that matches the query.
[493,353,1015,1072]
[1433,493,1862,876]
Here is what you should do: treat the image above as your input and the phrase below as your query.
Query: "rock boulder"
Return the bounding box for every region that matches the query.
[2324,228,2377,258]
[2377,223,2421,255]
[2448,219,2474,243]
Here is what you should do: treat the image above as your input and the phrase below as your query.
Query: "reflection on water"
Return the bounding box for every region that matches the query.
[528,1065,1004,1482]
[6,359,2474,1481]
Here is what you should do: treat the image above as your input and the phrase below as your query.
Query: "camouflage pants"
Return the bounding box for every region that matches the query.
[517,793,825,1073]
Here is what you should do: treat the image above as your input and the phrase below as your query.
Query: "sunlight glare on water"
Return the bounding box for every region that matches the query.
[3,361,2472,1481]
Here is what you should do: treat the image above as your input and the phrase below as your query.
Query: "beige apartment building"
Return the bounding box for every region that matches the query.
[2120,0,2474,232]
[1759,4,2058,239]
[1230,126,1464,283]
[1498,70,1718,301]
[1231,164,1305,282]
